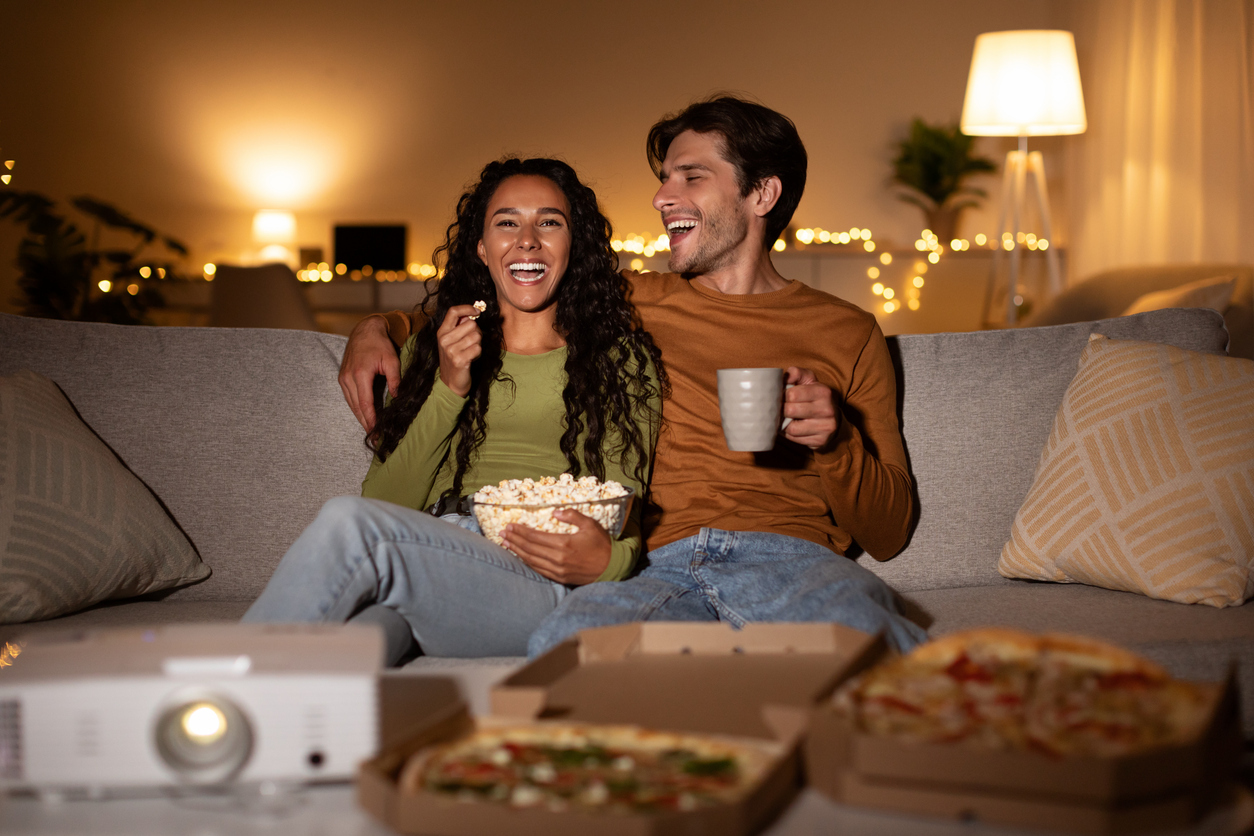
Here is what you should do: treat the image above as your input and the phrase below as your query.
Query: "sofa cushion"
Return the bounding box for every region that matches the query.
[0,600,251,642]
[1000,336,1254,607]
[862,308,1231,594]
[0,314,374,605]
[0,370,210,623]
[1121,274,1237,317]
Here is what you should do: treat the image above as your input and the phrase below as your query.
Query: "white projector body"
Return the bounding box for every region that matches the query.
[0,623,383,795]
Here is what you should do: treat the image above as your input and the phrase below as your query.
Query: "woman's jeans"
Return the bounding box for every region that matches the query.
[242,497,569,660]
[528,528,927,657]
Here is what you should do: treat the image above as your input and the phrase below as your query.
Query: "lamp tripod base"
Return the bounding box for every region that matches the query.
[981,143,1063,328]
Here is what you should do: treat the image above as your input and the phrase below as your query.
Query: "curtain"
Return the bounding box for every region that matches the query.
[1067,0,1254,281]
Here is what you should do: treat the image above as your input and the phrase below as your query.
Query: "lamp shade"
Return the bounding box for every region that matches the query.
[960,30,1086,136]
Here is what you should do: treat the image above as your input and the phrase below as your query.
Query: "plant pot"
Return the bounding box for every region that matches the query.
[924,206,962,245]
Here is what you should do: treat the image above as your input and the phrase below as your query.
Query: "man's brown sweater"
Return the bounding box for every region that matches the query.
[385,271,912,560]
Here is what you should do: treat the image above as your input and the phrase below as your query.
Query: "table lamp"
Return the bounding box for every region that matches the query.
[252,210,297,266]
[961,30,1086,325]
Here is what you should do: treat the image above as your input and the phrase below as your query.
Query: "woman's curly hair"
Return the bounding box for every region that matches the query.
[370,158,667,504]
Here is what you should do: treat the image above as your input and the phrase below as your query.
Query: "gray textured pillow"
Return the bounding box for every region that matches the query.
[0,370,209,623]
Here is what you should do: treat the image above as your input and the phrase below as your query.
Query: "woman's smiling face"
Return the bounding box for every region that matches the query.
[477,175,572,315]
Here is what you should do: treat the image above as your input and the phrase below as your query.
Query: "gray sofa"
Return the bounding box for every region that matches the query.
[2,308,1251,729]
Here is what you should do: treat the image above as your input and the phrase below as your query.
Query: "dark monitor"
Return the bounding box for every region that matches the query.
[333,225,407,271]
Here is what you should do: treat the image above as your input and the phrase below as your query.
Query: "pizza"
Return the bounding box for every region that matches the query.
[399,722,778,813]
[833,628,1216,757]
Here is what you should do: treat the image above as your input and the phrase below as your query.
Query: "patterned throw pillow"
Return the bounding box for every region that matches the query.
[0,370,209,623]
[999,336,1254,607]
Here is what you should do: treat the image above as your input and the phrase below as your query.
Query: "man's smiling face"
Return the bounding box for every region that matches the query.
[652,130,754,276]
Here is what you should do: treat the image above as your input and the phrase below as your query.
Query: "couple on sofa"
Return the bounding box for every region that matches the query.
[243,96,926,663]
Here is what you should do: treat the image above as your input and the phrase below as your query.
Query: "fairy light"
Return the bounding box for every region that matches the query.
[0,640,23,668]
[594,222,1047,320]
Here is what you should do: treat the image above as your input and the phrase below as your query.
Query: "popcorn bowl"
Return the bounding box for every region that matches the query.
[471,488,635,548]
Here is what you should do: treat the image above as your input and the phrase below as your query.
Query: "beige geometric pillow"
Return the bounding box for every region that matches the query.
[1121,274,1236,317]
[999,336,1254,607]
[0,370,210,623]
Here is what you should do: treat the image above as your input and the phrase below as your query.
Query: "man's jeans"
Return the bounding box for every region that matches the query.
[528,528,926,657]
[242,497,568,659]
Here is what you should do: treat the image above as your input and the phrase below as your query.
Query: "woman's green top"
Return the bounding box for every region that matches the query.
[361,337,660,583]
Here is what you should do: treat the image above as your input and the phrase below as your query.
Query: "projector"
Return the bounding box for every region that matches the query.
[0,623,384,796]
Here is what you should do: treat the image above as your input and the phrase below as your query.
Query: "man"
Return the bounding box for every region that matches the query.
[339,96,926,654]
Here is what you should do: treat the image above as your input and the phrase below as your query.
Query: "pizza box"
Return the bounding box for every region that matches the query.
[804,666,1244,834]
[358,621,885,836]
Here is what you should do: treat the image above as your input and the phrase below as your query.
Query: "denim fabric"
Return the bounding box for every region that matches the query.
[242,496,568,658]
[528,529,927,657]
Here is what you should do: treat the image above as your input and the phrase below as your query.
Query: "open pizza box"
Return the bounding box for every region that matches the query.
[804,664,1244,834]
[358,621,884,836]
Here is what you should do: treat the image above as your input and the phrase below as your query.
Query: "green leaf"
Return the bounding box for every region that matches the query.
[890,119,997,209]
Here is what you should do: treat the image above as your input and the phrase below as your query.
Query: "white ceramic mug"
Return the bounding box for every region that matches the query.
[717,368,793,452]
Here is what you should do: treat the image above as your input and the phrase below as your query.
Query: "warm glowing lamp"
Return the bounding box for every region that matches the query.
[252,210,296,265]
[961,30,1085,325]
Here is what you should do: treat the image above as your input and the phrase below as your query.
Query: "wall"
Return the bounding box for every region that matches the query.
[0,0,1067,316]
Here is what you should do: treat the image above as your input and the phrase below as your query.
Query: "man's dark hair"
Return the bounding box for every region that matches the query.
[646,95,807,248]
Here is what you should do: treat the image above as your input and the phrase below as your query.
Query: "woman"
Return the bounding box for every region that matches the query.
[243,158,664,663]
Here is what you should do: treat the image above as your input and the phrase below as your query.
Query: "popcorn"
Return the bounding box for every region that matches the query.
[470,300,487,320]
[472,474,632,548]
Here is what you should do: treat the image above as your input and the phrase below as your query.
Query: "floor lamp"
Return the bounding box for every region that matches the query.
[961,30,1086,326]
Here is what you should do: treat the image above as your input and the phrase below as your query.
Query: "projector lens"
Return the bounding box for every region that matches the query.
[155,693,252,782]
[181,704,227,743]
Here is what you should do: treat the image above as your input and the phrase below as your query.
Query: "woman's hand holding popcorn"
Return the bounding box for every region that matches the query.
[501,509,612,585]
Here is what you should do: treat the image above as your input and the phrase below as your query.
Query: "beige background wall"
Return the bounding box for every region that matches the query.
[0,0,1071,315]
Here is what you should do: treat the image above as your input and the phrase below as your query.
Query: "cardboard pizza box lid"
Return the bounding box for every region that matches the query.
[491,622,885,740]
[358,621,885,836]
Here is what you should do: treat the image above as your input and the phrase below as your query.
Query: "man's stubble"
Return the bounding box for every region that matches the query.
[668,196,750,276]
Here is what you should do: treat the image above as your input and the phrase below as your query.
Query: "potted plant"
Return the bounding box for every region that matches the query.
[890,118,996,244]
[0,191,189,324]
